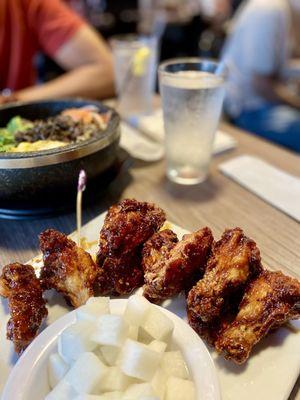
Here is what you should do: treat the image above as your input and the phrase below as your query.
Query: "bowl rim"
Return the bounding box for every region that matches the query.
[2,298,221,400]
[0,99,120,169]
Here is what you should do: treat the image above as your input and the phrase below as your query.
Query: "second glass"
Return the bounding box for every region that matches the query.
[111,35,157,117]
[159,58,226,185]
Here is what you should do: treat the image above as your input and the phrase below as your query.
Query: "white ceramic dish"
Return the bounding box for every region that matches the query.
[2,299,220,400]
[1,212,300,400]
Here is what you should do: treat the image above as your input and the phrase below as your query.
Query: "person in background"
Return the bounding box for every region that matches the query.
[0,0,114,104]
[222,0,300,153]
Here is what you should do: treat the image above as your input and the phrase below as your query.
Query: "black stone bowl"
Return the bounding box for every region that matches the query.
[0,99,121,218]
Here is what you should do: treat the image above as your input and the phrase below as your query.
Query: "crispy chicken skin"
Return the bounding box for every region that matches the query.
[39,229,98,308]
[142,229,179,273]
[215,270,300,363]
[0,263,48,354]
[96,254,144,296]
[187,228,262,342]
[95,199,166,295]
[98,199,166,258]
[143,227,214,303]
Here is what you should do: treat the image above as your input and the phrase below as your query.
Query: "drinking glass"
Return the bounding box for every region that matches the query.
[159,58,226,185]
[111,35,157,117]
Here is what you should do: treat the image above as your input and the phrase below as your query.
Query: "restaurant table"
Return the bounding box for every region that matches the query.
[0,114,299,398]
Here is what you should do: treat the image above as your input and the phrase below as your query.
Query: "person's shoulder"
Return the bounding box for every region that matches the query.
[235,0,288,27]
[247,0,288,15]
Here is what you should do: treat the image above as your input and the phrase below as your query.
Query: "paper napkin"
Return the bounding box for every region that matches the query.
[121,109,236,161]
[219,155,300,222]
[120,122,164,161]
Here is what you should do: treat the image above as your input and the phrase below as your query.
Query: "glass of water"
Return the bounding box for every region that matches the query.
[159,58,226,185]
[111,35,158,117]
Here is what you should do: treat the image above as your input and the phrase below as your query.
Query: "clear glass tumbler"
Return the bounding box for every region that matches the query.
[159,58,226,185]
[111,35,157,117]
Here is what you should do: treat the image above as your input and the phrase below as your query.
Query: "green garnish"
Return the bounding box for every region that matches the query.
[0,128,16,152]
[7,116,33,134]
[0,116,33,152]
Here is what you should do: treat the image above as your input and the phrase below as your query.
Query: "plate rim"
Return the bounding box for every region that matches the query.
[2,298,221,400]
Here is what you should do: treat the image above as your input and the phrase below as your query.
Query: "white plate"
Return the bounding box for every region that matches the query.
[2,299,220,400]
[1,213,300,400]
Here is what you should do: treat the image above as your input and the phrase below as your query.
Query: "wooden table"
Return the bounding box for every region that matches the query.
[0,119,299,398]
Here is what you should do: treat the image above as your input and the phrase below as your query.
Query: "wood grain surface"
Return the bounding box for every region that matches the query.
[0,112,299,398]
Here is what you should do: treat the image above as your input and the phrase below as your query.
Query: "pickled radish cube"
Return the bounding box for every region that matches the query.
[48,353,69,389]
[74,393,122,400]
[148,340,167,353]
[45,379,77,400]
[165,377,196,400]
[123,383,156,399]
[138,327,153,345]
[124,295,150,326]
[128,325,139,340]
[142,308,174,341]
[98,345,119,366]
[100,393,123,400]
[139,397,160,400]
[91,315,129,347]
[58,321,96,363]
[152,369,167,399]
[93,347,108,365]
[161,351,189,379]
[65,352,107,394]
[120,339,161,381]
[76,300,110,322]
[102,366,132,392]
[86,297,110,307]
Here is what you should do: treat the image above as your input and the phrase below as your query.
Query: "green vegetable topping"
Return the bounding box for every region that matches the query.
[7,116,33,134]
[0,116,33,152]
[0,128,16,152]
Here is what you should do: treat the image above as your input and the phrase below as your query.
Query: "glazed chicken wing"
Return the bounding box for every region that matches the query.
[187,228,262,341]
[96,253,144,296]
[98,199,166,258]
[0,263,48,354]
[143,227,213,303]
[39,229,98,308]
[215,270,300,363]
[142,229,179,272]
[95,199,166,295]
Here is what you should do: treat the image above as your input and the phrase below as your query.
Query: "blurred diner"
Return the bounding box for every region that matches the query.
[2,0,300,153]
[223,0,300,152]
[0,0,114,104]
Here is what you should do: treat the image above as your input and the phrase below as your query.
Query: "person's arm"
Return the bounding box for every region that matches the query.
[252,74,300,109]
[15,25,115,102]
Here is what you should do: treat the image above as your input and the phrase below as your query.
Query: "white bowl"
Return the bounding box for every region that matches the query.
[2,299,221,400]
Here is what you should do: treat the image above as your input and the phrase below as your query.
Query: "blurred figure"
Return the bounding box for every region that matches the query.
[223,0,300,152]
[139,0,231,60]
[0,0,114,104]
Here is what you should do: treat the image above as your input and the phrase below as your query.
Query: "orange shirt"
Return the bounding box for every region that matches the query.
[0,0,85,91]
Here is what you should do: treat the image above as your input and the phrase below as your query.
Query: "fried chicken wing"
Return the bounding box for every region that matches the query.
[215,270,300,363]
[39,229,98,308]
[96,253,144,295]
[95,199,166,295]
[142,227,213,303]
[142,229,179,272]
[187,228,262,342]
[98,199,166,258]
[0,263,48,354]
